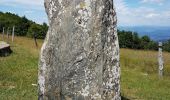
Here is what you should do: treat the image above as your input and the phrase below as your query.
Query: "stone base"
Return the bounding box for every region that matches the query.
[0,41,12,57]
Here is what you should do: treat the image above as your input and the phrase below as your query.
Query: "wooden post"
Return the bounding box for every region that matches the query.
[33,33,38,48]
[12,26,15,42]
[7,27,9,39]
[2,27,4,40]
[158,42,164,77]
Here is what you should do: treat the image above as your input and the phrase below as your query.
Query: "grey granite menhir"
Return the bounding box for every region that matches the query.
[38,0,120,100]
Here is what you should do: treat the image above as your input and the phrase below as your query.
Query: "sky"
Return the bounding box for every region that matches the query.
[0,0,170,26]
[115,0,170,26]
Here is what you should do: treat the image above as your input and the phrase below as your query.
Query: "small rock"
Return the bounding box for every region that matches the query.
[0,41,12,57]
[32,84,37,87]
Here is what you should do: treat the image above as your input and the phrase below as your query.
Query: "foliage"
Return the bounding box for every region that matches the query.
[118,30,158,51]
[1,11,169,51]
[27,23,47,39]
[163,40,170,52]
[0,11,48,39]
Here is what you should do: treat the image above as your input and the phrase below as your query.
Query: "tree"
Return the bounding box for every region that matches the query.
[16,16,30,36]
[118,30,158,51]
[0,12,49,37]
[118,30,126,48]
[27,23,46,39]
[140,35,151,49]
[41,22,48,38]
[132,32,140,49]
[163,40,170,52]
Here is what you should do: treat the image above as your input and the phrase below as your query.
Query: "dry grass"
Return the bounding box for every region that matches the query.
[0,34,42,99]
[1,34,170,99]
[120,49,170,100]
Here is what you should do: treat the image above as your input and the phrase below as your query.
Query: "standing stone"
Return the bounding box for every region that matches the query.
[12,26,15,42]
[158,42,164,77]
[38,0,120,100]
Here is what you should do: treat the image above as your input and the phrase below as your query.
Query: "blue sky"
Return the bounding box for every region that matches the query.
[0,0,170,26]
[115,0,170,26]
[0,0,47,24]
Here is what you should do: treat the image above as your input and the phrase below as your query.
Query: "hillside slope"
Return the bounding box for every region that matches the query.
[0,12,48,38]
[0,35,170,99]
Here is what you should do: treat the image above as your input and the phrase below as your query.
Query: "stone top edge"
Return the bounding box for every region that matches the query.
[0,41,10,49]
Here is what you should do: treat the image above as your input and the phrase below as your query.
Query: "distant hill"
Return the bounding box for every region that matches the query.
[119,26,170,41]
[0,11,48,39]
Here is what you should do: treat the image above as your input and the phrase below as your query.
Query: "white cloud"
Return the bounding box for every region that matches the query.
[0,0,44,10]
[24,10,34,14]
[141,0,164,3]
[141,0,165,5]
[114,0,128,14]
[0,0,47,24]
[0,0,43,6]
[145,13,160,18]
[0,0,169,25]
[114,0,170,26]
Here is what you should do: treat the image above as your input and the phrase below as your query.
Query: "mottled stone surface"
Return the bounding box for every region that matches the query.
[38,0,120,100]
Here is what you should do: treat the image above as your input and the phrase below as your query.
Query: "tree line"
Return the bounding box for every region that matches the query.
[118,30,170,52]
[0,12,48,39]
[0,12,170,52]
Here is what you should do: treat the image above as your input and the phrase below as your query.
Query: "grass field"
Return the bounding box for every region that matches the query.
[0,35,170,100]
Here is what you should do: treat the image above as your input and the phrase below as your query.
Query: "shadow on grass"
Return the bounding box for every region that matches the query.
[121,96,130,100]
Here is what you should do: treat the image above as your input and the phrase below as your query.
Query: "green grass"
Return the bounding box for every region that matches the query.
[0,35,41,100]
[120,49,170,100]
[1,35,170,100]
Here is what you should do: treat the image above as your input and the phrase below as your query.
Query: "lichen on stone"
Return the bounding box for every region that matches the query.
[38,0,120,100]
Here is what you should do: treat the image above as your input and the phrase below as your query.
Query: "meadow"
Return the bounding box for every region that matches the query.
[0,35,170,100]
